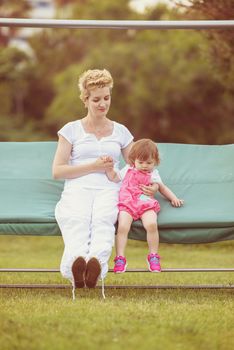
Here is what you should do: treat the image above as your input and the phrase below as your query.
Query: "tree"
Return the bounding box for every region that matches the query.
[45,26,233,144]
[1,0,233,143]
[0,0,31,46]
[179,0,234,142]
[179,0,234,88]
[0,45,53,141]
[29,0,137,77]
[0,47,29,117]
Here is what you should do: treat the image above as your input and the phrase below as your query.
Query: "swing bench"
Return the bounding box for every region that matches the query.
[0,141,233,290]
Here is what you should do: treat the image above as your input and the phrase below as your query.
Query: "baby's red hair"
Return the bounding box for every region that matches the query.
[128,139,160,166]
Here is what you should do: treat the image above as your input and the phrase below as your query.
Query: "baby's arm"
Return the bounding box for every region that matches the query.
[102,156,121,183]
[106,168,121,183]
[158,183,184,207]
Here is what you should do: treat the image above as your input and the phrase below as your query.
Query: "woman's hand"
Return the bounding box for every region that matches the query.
[140,183,159,197]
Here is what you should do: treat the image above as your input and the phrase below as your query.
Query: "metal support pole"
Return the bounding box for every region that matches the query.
[0,19,234,30]
[0,284,233,289]
[0,268,234,272]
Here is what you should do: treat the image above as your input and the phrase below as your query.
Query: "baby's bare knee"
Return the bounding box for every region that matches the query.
[145,222,157,233]
[117,223,129,235]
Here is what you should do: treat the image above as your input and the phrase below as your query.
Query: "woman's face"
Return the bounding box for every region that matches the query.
[86,86,111,118]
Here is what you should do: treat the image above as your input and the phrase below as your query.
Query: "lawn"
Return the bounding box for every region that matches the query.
[0,236,234,350]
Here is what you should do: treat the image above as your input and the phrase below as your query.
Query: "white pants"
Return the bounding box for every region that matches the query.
[55,186,119,280]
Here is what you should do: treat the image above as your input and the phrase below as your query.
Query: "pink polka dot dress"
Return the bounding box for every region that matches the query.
[118,167,161,220]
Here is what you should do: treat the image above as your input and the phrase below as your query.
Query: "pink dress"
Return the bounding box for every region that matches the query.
[118,168,160,220]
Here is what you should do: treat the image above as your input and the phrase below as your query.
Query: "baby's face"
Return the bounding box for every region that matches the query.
[134,158,156,173]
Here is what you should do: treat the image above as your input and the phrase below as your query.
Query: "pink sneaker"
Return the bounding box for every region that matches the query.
[113,256,127,273]
[147,253,161,272]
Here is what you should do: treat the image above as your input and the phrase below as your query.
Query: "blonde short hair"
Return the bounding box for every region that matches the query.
[78,69,113,103]
[128,139,160,166]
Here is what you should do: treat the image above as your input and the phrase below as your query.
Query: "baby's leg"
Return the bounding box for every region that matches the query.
[141,210,159,254]
[116,211,133,256]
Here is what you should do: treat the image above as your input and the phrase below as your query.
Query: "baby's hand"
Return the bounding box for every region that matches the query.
[100,156,114,172]
[171,198,184,207]
[140,183,159,197]
[95,156,113,172]
[100,155,113,163]
[100,156,120,183]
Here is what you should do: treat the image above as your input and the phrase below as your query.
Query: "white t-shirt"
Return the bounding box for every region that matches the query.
[58,119,133,189]
[120,165,163,184]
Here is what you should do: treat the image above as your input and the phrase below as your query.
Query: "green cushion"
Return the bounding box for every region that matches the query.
[0,142,234,243]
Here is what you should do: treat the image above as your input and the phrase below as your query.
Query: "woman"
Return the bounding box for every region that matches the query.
[53,69,155,298]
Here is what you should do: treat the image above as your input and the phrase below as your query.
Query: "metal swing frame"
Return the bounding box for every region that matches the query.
[0,17,234,290]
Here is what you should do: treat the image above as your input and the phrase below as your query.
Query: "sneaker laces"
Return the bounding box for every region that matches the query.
[114,256,126,266]
[149,254,160,264]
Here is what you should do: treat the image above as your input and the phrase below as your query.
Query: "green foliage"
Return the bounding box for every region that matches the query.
[0,47,30,117]
[70,0,136,20]
[181,0,234,88]
[45,64,85,131]
[0,0,31,45]
[46,28,233,143]
[0,46,54,141]
[0,0,31,16]
[0,0,233,143]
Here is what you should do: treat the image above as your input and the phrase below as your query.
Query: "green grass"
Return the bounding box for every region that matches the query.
[0,236,234,350]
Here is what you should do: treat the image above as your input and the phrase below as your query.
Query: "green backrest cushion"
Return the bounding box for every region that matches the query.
[0,142,234,243]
